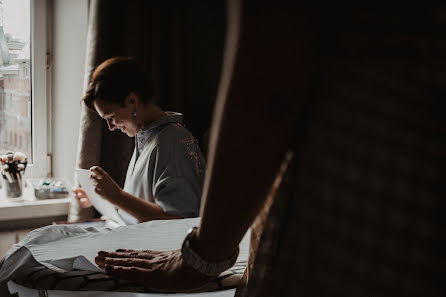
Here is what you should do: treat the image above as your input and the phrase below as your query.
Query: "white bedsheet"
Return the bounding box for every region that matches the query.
[0,218,249,297]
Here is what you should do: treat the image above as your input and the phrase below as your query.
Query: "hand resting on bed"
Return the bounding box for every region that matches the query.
[95,248,212,292]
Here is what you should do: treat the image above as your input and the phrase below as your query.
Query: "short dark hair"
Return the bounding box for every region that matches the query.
[83,57,153,110]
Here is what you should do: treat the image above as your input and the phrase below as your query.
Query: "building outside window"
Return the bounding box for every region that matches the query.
[0,0,49,177]
[0,0,31,161]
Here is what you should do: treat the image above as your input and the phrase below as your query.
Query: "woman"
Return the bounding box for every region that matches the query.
[74,57,205,224]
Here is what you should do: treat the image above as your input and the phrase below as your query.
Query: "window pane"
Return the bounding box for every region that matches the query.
[0,0,31,162]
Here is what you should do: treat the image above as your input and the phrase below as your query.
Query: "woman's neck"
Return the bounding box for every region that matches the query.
[138,102,167,130]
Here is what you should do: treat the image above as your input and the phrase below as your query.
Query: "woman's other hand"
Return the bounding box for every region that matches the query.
[73,187,93,208]
[90,166,123,205]
[95,249,212,292]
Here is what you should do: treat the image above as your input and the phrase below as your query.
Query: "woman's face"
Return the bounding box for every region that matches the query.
[93,96,138,137]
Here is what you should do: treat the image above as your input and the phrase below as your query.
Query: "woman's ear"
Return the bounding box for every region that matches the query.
[125,92,140,108]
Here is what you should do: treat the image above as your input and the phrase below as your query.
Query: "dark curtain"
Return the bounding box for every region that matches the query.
[71,0,226,221]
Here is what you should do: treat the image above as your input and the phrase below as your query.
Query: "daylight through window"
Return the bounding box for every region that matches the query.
[0,0,31,162]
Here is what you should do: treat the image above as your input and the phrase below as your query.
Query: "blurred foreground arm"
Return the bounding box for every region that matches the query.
[96,1,314,291]
[195,1,313,262]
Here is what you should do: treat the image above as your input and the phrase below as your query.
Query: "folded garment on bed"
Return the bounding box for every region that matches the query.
[0,218,249,296]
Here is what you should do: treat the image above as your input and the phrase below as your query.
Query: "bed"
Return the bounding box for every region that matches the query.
[0,218,249,297]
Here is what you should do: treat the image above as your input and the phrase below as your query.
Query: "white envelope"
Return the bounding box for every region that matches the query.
[75,168,126,226]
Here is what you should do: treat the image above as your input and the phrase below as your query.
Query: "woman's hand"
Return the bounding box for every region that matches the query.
[90,166,123,205]
[95,249,213,292]
[73,188,92,208]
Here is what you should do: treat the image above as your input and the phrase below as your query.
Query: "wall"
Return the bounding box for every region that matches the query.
[0,228,33,258]
[51,0,88,182]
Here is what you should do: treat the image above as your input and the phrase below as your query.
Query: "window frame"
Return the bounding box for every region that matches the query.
[26,0,50,177]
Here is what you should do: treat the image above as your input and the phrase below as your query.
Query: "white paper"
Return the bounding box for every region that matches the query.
[76,168,126,226]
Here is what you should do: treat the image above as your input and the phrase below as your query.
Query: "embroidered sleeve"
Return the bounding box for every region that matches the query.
[180,135,204,177]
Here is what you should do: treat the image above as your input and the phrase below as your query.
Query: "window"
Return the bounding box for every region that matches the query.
[0,0,49,177]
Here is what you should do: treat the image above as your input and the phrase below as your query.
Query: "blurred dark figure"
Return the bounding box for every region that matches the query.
[97,3,444,296]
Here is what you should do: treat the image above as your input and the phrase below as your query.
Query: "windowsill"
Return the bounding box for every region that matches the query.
[0,184,71,222]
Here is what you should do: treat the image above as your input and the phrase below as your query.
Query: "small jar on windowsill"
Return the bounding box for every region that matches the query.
[2,174,24,201]
[1,151,27,201]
